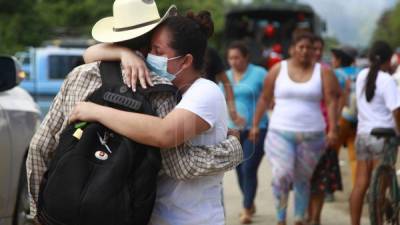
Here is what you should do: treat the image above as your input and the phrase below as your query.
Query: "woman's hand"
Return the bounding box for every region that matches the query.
[120,49,153,91]
[232,113,246,129]
[326,130,338,148]
[248,127,260,143]
[83,43,153,91]
[69,102,104,123]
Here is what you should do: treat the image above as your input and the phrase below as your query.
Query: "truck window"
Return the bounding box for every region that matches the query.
[48,55,84,80]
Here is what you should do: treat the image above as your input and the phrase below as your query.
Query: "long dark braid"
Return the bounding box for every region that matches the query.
[365,41,393,102]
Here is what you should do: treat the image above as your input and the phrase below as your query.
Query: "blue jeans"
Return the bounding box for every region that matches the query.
[236,128,267,209]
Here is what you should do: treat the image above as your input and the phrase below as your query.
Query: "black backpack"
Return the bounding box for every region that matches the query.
[37,62,178,225]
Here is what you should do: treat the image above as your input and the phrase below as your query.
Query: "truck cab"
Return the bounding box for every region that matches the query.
[18,46,84,116]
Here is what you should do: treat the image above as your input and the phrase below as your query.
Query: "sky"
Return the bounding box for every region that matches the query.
[298,0,397,47]
[240,0,398,47]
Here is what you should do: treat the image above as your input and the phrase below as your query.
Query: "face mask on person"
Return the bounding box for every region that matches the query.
[146,53,184,81]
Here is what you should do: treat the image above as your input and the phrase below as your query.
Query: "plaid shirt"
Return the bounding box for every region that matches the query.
[26,62,243,217]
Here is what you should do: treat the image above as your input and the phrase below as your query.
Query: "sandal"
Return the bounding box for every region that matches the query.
[239,213,252,224]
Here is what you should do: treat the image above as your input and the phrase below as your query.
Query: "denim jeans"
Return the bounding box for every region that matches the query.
[236,128,267,209]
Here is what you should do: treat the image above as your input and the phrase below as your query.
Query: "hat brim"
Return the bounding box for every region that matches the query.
[92,5,177,43]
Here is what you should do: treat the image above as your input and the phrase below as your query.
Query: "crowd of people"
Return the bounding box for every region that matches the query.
[228,37,400,225]
[227,33,400,225]
[218,13,400,225]
[26,1,400,225]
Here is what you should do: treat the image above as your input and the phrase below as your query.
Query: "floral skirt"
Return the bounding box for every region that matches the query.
[310,148,343,194]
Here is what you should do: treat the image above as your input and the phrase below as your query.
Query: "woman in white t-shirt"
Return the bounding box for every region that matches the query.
[69,12,231,225]
[350,41,400,225]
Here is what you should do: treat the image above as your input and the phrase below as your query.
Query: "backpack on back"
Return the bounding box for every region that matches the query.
[37,61,177,225]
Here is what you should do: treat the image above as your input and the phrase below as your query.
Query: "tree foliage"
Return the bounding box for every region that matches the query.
[0,0,226,54]
[373,1,400,47]
[36,0,115,36]
[0,0,49,53]
[158,1,225,35]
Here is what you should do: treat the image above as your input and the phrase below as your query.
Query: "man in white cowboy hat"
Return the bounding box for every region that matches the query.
[26,0,242,223]
[92,0,177,43]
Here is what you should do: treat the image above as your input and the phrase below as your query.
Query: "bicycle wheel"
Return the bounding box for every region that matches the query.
[369,165,400,225]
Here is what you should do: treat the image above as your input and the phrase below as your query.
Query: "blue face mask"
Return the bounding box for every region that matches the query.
[146,53,183,81]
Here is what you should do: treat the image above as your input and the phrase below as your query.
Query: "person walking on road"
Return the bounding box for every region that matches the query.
[225,41,268,224]
[307,35,343,225]
[331,45,360,187]
[250,32,339,225]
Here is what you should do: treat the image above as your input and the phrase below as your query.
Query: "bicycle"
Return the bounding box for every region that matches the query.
[369,128,400,225]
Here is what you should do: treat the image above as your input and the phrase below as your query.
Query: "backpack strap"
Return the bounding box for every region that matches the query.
[139,84,181,102]
[99,61,181,105]
[99,61,125,89]
[99,61,178,96]
[98,61,144,111]
[140,84,178,95]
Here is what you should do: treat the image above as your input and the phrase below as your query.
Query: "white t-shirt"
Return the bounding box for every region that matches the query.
[150,78,228,225]
[356,68,400,134]
[175,78,228,145]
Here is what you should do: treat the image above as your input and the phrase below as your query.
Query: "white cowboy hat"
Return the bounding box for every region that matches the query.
[92,0,177,43]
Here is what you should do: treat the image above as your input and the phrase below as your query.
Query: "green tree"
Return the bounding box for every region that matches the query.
[373,1,400,47]
[157,1,225,46]
[36,0,114,36]
[323,36,340,54]
[0,0,227,54]
[0,0,49,53]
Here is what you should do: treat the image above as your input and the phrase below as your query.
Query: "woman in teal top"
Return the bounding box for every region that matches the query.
[225,41,268,224]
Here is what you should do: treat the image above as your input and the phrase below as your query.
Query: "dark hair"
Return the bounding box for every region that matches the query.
[365,41,393,102]
[312,35,325,47]
[161,10,214,71]
[332,51,354,67]
[291,32,314,46]
[227,41,249,57]
[340,56,354,67]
